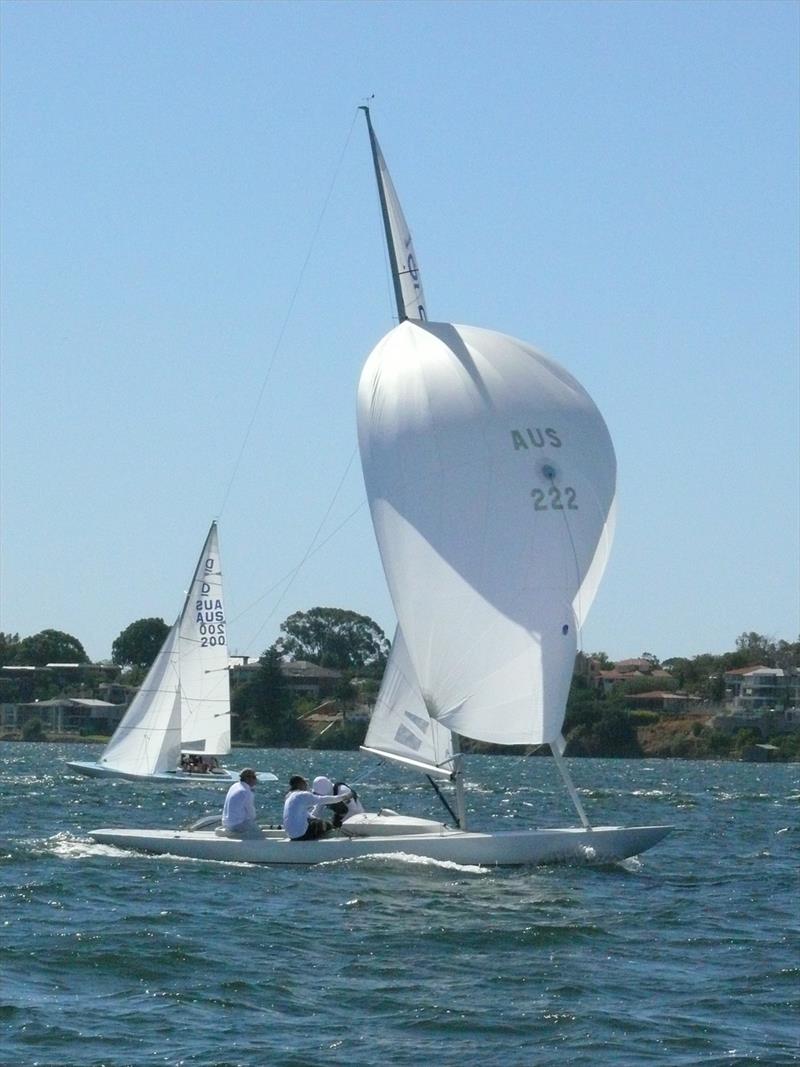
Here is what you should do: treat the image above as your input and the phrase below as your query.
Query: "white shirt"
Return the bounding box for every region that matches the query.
[222,780,257,830]
[283,788,351,840]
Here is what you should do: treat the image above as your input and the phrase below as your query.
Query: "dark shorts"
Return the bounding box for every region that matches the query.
[290,819,331,842]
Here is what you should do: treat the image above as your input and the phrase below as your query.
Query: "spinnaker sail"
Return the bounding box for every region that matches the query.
[357,112,617,750]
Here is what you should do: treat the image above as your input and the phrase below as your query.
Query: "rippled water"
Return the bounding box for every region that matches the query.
[2,743,798,1066]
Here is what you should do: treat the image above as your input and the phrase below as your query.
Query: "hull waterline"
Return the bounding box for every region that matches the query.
[88,823,673,866]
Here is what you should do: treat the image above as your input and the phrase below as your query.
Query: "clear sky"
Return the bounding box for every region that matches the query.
[1,0,798,665]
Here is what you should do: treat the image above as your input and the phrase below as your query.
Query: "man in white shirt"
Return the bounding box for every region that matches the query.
[283,774,352,841]
[221,768,259,835]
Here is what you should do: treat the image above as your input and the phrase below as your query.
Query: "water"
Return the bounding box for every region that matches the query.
[2,743,798,1066]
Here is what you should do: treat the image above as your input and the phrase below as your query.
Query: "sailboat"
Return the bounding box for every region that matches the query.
[89,111,670,862]
[69,522,276,785]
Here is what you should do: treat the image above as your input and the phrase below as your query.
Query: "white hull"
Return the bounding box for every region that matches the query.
[67,761,277,784]
[88,822,672,866]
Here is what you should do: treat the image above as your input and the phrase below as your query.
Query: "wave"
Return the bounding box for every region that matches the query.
[316,851,489,875]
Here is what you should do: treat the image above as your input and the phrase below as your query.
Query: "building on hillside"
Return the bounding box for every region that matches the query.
[595,666,673,695]
[723,666,800,713]
[1,697,124,737]
[229,657,344,702]
[625,690,692,714]
[0,662,121,703]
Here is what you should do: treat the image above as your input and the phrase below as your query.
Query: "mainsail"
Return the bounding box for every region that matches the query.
[362,107,426,323]
[177,522,230,754]
[97,522,231,775]
[357,116,616,750]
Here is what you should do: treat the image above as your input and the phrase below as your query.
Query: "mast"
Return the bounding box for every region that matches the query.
[360,105,407,324]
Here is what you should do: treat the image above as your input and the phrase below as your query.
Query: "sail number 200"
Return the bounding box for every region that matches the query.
[531,486,578,511]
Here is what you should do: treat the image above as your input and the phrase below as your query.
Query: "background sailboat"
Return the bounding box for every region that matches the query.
[69,522,276,784]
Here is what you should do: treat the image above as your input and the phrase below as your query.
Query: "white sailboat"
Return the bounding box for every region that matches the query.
[70,522,276,785]
[89,112,670,862]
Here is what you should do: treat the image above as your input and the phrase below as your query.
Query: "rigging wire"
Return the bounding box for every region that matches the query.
[238,446,361,652]
[229,496,367,627]
[216,110,361,520]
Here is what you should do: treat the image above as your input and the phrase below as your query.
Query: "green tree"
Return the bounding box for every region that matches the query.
[276,607,389,674]
[15,629,89,666]
[0,632,21,664]
[112,618,169,669]
[232,645,309,746]
[22,718,46,741]
[565,705,641,757]
[310,718,368,750]
[734,631,777,666]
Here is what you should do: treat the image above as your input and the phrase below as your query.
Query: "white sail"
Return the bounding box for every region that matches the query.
[99,622,182,776]
[358,320,617,747]
[362,626,454,778]
[363,108,426,322]
[97,521,230,776]
[177,522,230,754]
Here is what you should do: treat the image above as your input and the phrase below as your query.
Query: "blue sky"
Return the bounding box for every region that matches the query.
[1,0,797,664]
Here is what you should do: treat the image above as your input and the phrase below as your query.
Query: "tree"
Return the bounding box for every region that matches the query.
[0,632,21,664]
[14,629,89,666]
[734,631,777,666]
[22,718,46,741]
[565,707,641,758]
[232,645,309,746]
[275,607,389,674]
[112,618,169,669]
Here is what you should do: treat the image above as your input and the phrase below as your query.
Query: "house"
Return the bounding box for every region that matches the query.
[595,665,673,695]
[1,698,124,737]
[280,660,343,699]
[626,690,692,713]
[229,657,344,702]
[723,666,800,713]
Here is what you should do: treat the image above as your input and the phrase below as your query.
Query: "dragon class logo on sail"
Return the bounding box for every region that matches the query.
[195,555,226,647]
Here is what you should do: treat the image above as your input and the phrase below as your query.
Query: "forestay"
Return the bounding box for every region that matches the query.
[357,320,617,747]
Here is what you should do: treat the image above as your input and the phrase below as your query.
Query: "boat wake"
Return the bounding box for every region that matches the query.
[42,831,133,860]
[317,851,489,875]
[44,833,259,868]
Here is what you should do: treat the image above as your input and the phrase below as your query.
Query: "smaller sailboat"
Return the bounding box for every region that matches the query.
[68,522,276,785]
